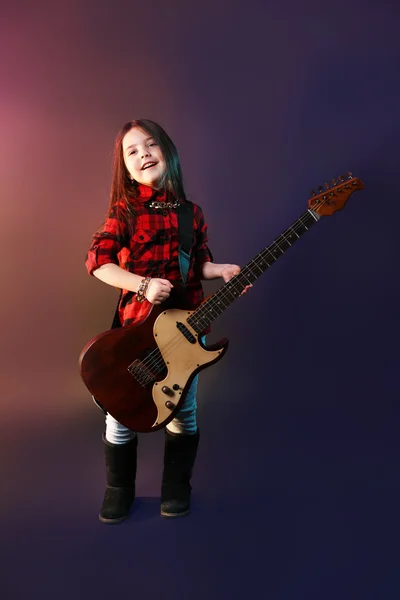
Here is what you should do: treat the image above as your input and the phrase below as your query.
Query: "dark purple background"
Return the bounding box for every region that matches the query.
[1,1,399,598]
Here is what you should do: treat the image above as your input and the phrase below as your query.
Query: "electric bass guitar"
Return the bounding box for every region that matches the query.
[79,173,364,432]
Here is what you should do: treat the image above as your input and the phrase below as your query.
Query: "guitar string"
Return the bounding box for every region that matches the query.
[131,206,322,383]
[134,177,358,382]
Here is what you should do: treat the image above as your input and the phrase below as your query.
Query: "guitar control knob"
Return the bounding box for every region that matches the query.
[173,384,180,390]
[165,400,176,410]
[162,386,173,396]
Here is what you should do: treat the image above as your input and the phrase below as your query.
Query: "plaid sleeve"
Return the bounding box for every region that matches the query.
[85,206,129,276]
[193,204,213,271]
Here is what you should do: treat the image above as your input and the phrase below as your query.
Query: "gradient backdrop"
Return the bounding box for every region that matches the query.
[1,0,399,598]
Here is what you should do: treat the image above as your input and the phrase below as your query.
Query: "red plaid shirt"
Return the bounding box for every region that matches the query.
[85,184,213,326]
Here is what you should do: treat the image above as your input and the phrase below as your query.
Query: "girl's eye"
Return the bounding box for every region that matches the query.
[149,142,157,147]
[129,150,137,155]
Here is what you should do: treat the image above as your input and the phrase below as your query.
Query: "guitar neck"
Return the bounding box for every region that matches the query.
[187,208,320,334]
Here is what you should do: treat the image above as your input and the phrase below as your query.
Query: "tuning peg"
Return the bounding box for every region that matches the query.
[339,174,345,181]
[324,182,330,189]
[318,185,323,192]
[331,178,337,186]
[347,172,353,179]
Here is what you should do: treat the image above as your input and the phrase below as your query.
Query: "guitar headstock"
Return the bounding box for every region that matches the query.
[308,173,364,216]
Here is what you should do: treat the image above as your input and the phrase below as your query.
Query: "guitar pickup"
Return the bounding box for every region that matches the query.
[176,322,196,344]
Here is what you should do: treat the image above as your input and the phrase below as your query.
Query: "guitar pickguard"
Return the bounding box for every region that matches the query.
[151,309,222,427]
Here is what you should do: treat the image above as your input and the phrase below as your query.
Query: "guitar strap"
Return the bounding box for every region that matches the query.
[177,201,194,287]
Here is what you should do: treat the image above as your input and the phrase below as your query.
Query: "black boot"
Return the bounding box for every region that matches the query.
[161,428,200,518]
[99,433,138,524]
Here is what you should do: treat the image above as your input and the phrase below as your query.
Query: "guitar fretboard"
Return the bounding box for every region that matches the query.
[188,209,319,334]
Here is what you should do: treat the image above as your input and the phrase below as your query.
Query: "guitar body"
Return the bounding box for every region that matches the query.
[79,289,228,432]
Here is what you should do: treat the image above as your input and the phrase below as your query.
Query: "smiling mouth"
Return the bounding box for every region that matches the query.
[141,162,157,170]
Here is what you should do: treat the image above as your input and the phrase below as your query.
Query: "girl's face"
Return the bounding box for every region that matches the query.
[122,127,167,189]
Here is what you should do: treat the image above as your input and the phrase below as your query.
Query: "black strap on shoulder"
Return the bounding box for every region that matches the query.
[178,202,194,286]
[178,202,194,256]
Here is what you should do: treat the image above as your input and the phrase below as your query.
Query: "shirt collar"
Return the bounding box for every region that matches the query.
[136,183,166,203]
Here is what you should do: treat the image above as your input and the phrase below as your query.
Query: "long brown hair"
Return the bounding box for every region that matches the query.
[107,119,187,237]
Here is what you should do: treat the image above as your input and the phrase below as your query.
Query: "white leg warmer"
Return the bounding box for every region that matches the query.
[105,413,137,445]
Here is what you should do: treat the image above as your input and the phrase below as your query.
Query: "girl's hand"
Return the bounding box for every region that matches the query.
[146,278,174,305]
[220,264,252,295]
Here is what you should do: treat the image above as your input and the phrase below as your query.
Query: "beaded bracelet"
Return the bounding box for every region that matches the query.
[136,277,151,303]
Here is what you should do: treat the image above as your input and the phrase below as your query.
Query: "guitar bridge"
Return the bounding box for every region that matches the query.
[127,359,155,387]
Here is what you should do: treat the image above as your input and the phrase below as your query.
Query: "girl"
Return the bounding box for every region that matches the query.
[85,119,245,524]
